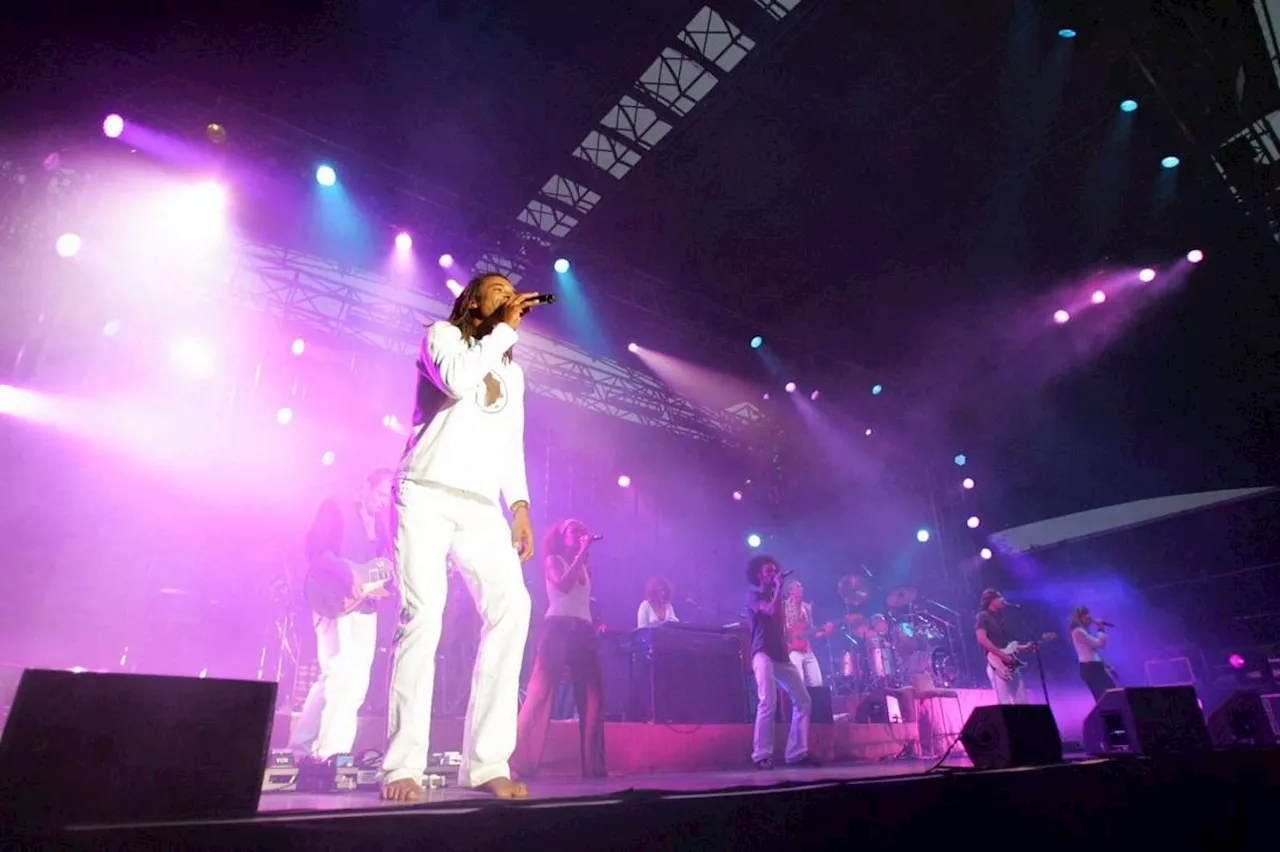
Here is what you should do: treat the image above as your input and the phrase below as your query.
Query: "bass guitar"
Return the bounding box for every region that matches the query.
[305,556,395,619]
[986,632,1058,680]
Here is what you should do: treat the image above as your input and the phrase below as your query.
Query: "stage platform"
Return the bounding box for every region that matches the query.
[29,748,1280,851]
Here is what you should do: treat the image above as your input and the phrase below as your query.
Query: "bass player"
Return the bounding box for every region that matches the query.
[783,579,830,687]
[290,467,395,762]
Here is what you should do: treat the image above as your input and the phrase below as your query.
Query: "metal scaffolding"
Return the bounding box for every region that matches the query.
[226,242,764,444]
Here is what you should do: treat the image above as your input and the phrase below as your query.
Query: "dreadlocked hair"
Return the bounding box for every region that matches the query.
[449,272,515,363]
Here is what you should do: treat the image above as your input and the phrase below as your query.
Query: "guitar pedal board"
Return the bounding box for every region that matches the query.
[261,750,449,793]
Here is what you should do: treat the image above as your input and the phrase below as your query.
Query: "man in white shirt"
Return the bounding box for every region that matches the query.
[381,274,543,801]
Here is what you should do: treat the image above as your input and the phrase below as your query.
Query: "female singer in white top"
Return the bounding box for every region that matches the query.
[637,576,679,628]
[1069,605,1115,700]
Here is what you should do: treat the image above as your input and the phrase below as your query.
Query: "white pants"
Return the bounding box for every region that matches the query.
[290,610,378,759]
[789,649,823,687]
[381,481,531,788]
[987,666,1028,705]
[752,652,812,764]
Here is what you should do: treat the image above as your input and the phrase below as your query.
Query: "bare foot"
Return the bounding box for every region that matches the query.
[473,776,529,799]
[381,778,424,802]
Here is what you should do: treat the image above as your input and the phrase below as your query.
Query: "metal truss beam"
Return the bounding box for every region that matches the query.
[226,242,763,444]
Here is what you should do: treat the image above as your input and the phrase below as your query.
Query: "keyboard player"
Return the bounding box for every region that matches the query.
[637,576,680,628]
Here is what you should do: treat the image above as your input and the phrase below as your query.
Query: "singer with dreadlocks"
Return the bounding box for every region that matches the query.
[513,518,607,779]
[381,273,545,801]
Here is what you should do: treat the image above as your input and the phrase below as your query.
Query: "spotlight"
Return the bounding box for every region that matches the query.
[276,407,293,425]
[865,428,872,436]
[316,165,337,186]
[784,382,797,393]
[1187,249,1204,263]
[1161,156,1180,169]
[446,279,463,296]
[553,258,570,274]
[980,547,993,560]
[627,343,639,353]
[1139,268,1156,283]
[617,475,631,488]
[967,516,981,529]
[747,533,762,548]
[916,529,931,543]
[395,232,413,251]
[1091,290,1106,304]
[1058,28,1077,39]
[762,392,770,401]
[962,477,975,490]
[291,338,306,356]
[438,254,454,268]
[750,336,763,349]
[55,233,81,258]
[809,390,820,401]
[206,123,227,144]
[1053,309,1070,324]
[1120,99,1138,113]
[102,320,121,337]
[732,490,743,501]
[382,414,403,432]
[321,451,336,467]
[170,339,215,377]
[102,114,124,139]
[954,454,967,466]
[872,384,883,395]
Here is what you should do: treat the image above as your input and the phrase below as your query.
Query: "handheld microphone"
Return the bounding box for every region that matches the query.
[1006,602,1022,608]
[1096,620,1116,628]
[530,293,557,306]
[780,571,794,579]
[587,533,604,542]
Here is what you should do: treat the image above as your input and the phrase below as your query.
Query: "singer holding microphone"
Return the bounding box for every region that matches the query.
[1069,605,1116,700]
[746,556,816,770]
[514,519,607,779]
[381,273,547,801]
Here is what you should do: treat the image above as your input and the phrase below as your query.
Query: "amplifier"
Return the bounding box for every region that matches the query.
[630,647,746,724]
[629,625,743,656]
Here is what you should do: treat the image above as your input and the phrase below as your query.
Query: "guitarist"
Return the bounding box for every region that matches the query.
[291,467,394,762]
[784,580,830,687]
[974,588,1028,704]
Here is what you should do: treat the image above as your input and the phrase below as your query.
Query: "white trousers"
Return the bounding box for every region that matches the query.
[291,610,378,759]
[789,649,823,687]
[752,652,812,764]
[987,666,1028,705]
[381,480,531,788]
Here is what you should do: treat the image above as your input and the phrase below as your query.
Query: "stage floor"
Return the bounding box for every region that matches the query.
[260,756,959,812]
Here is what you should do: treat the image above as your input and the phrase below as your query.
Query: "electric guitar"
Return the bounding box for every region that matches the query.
[986,632,1058,680]
[787,620,836,652]
[305,557,395,619]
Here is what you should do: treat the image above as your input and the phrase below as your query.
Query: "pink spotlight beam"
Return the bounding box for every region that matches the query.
[617,475,632,488]
[1187,249,1204,264]
[102,114,124,139]
[1091,290,1106,304]
[395,232,413,251]
[1138,268,1156,282]
[1053,309,1070,325]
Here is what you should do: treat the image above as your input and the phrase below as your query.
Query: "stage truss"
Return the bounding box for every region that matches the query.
[225,242,764,445]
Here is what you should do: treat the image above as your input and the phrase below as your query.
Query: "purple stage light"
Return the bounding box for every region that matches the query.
[170,339,214,376]
[395,232,413,251]
[865,428,872,436]
[102,114,124,139]
[962,477,975,490]
[1091,290,1106,304]
[446,279,462,297]
[732,490,743,501]
[784,382,797,393]
[967,516,981,529]
[321,450,336,467]
[102,320,121,337]
[617,475,631,488]
[980,547,993,560]
[1139,268,1156,282]
[1228,653,1245,670]
[1053,309,1070,324]
[55,233,81,258]
[1187,249,1204,264]
[291,338,306,356]
[438,254,454,268]
[276,407,293,425]
[627,343,639,353]
[809,390,820,401]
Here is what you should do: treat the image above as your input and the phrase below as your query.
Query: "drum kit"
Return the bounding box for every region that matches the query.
[826,573,960,694]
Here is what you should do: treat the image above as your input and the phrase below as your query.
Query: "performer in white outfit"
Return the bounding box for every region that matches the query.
[291,468,394,761]
[1069,605,1115,700]
[636,576,679,628]
[380,273,543,801]
[783,580,825,687]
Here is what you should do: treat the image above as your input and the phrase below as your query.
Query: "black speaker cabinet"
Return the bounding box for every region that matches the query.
[630,650,745,723]
[1205,690,1278,748]
[597,630,632,722]
[0,669,276,825]
[959,704,1064,770]
[1081,686,1211,756]
[774,685,834,724]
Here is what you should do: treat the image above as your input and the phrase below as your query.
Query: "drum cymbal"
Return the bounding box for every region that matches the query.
[885,586,918,607]
[837,574,871,606]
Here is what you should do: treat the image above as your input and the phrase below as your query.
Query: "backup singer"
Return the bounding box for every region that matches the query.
[637,576,679,628]
[747,556,817,770]
[381,273,543,801]
[514,519,606,779]
[974,589,1027,705]
[784,580,826,688]
[291,467,393,761]
[1069,605,1115,700]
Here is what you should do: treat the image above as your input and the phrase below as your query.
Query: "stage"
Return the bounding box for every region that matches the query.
[30,748,1280,851]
